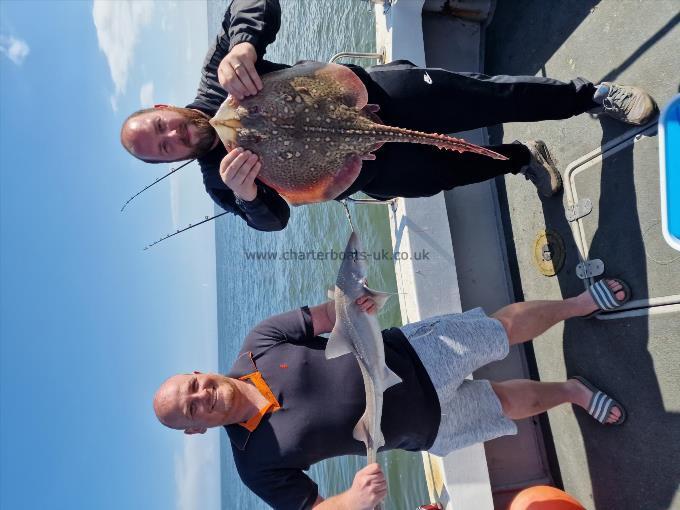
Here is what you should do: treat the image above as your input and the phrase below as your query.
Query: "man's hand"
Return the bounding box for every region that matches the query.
[312,464,387,509]
[356,296,378,315]
[346,463,387,510]
[217,42,263,100]
[219,148,260,202]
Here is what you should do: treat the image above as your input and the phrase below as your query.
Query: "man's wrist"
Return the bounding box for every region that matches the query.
[324,301,335,328]
[229,38,257,55]
[234,188,258,203]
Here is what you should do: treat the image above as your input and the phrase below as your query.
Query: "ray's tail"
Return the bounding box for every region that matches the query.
[367,123,508,160]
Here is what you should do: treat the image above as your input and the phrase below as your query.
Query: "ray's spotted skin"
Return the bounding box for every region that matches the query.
[210,62,506,205]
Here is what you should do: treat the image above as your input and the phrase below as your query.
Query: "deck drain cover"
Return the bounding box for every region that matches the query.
[533,229,565,276]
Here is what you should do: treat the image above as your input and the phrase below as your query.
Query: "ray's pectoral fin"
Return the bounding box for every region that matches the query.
[317,63,369,109]
[329,154,364,197]
[278,154,364,206]
[290,61,369,109]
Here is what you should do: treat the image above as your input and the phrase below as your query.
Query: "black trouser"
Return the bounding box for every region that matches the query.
[341,61,598,199]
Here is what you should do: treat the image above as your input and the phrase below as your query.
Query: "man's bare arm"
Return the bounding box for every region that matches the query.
[309,301,336,336]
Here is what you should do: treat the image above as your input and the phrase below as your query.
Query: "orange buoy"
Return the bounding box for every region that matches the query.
[508,485,585,510]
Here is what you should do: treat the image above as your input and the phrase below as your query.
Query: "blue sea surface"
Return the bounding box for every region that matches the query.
[207,0,431,508]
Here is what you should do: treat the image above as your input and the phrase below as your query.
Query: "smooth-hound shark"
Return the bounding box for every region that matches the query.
[326,231,402,509]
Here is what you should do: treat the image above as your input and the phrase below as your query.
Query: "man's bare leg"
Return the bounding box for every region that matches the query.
[492,279,625,346]
[491,379,623,424]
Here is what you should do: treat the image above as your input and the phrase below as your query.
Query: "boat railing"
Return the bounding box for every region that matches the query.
[329,51,385,64]
[345,196,396,206]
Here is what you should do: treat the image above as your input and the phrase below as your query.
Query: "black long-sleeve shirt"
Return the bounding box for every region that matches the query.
[189,0,383,231]
[227,307,439,509]
[187,0,291,231]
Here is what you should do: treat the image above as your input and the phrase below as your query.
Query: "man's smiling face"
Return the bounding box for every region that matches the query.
[121,106,217,163]
[153,372,235,434]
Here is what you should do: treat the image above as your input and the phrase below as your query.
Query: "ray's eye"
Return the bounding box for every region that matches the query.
[248,105,259,114]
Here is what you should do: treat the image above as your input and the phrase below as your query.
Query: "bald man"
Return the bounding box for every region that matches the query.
[121,0,657,232]
[153,279,630,509]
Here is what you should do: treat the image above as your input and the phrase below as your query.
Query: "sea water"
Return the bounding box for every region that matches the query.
[208,0,431,508]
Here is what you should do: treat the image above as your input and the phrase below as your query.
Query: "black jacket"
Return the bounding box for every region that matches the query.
[187,0,291,231]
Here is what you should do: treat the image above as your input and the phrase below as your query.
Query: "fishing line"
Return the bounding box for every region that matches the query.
[340,199,356,233]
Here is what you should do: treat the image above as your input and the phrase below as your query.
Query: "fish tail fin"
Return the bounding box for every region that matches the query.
[366,124,508,160]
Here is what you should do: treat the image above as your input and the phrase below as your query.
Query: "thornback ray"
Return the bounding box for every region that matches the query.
[210,61,507,206]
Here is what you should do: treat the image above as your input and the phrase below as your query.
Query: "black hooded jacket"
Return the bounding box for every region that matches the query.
[187,0,291,231]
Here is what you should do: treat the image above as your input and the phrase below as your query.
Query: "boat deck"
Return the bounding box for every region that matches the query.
[484,2,680,508]
[375,0,679,508]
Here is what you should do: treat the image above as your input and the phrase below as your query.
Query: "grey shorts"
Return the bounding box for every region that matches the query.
[401,308,518,456]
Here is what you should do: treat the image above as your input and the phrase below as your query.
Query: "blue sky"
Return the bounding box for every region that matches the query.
[1,1,221,509]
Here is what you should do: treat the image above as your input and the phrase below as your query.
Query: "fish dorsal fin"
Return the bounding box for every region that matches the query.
[362,285,393,311]
[325,323,354,360]
[382,366,402,390]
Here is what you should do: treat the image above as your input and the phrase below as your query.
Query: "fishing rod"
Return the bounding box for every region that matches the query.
[143,211,229,250]
[119,158,222,250]
[120,159,195,212]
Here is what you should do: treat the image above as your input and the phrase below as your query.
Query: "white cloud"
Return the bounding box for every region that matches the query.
[174,432,220,510]
[0,35,30,65]
[160,0,178,31]
[92,0,155,110]
[140,81,155,107]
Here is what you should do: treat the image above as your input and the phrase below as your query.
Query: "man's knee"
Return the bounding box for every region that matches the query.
[492,312,514,341]
[490,382,514,418]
